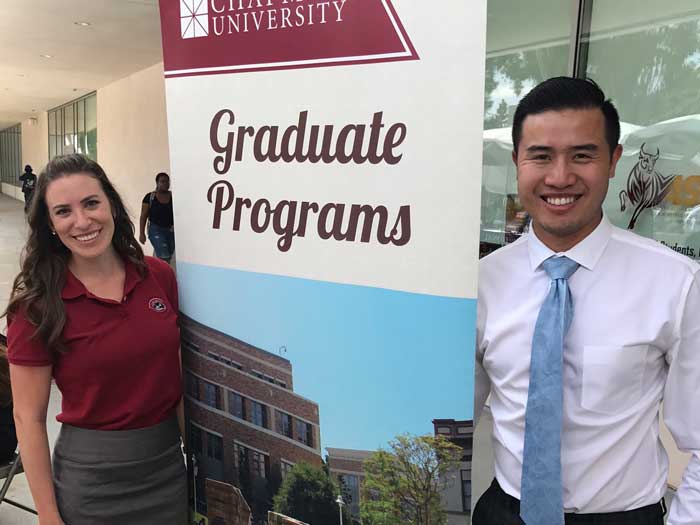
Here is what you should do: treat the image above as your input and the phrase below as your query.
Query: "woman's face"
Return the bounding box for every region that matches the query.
[44,173,116,263]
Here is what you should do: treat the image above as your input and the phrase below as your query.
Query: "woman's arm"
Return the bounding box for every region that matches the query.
[139,202,150,245]
[10,364,63,525]
[177,348,185,446]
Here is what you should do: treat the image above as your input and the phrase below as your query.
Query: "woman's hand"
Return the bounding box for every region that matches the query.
[39,514,65,525]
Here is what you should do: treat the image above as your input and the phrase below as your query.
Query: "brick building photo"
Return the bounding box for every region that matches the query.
[433,419,474,525]
[327,448,373,523]
[181,316,323,523]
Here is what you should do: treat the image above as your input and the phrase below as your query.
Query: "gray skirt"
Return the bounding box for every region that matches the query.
[52,416,188,525]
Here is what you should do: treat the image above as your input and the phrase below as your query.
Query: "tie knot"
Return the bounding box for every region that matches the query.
[542,256,579,281]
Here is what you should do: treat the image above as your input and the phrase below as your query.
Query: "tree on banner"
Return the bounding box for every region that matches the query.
[361,435,463,525]
[273,463,351,524]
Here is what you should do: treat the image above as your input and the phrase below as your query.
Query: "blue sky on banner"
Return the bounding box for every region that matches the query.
[178,261,475,452]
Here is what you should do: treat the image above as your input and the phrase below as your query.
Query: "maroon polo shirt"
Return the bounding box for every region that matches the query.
[8,256,182,430]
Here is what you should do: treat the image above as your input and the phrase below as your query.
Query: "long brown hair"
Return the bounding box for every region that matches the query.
[2,154,147,355]
[0,334,10,407]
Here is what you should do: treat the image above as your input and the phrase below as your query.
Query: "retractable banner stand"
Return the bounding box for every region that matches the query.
[159,1,487,523]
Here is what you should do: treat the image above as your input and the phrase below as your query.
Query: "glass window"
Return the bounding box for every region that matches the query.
[250,401,268,428]
[190,425,203,454]
[228,392,245,419]
[0,124,21,185]
[234,442,248,471]
[281,461,294,479]
[276,411,292,438]
[186,372,199,400]
[480,0,572,257]
[203,381,221,409]
[48,92,96,160]
[63,104,75,154]
[85,94,97,160]
[582,1,700,263]
[77,99,86,155]
[461,470,472,512]
[251,450,268,479]
[340,474,361,517]
[295,420,313,447]
[206,432,223,461]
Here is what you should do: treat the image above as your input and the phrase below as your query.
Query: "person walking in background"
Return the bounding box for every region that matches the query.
[4,154,186,525]
[474,78,699,524]
[0,334,18,463]
[139,171,175,264]
[19,164,37,213]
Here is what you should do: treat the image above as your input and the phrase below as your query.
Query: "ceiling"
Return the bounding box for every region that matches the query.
[0,0,163,129]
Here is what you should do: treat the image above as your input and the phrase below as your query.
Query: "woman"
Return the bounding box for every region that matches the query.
[4,154,186,525]
[139,172,175,264]
[0,334,18,463]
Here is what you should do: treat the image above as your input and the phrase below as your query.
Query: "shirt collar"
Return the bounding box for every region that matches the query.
[527,215,612,272]
[61,258,143,300]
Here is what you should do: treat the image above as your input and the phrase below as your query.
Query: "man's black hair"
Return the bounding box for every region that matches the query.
[512,77,620,157]
[155,172,169,182]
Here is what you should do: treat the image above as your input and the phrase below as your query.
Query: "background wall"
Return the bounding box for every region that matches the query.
[97,61,170,223]
[22,112,49,175]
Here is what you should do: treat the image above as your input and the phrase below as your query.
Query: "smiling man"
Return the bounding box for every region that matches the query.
[474,77,700,525]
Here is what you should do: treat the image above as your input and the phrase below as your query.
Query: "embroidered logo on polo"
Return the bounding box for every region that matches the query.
[149,298,168,312]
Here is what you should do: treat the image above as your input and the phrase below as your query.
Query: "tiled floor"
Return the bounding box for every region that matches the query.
[1,194,61,525]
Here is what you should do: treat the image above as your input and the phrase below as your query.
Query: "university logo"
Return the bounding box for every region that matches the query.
[619,143,675,229]
[162,0,418,76]
[180,0,209,39]
[149,297,168,312]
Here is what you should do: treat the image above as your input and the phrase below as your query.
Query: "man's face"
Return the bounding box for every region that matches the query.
[513,108,622,251]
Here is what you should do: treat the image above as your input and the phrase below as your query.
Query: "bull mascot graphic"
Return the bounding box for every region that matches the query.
[619,143,675,229]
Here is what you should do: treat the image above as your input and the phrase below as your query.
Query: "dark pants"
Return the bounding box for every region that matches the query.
[23,190,33,213]
[473,479,665,525]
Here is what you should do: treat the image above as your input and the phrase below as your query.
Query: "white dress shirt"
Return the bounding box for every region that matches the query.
[475,215,700,523]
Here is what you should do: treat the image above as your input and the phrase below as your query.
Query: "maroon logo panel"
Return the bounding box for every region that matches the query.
[160,0,419,77]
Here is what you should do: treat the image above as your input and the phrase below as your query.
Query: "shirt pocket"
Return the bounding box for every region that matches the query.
[581,344,648,414]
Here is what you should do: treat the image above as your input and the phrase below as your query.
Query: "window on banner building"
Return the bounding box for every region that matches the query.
[295,420,313,448]
[280,460,294,479]
[251,450,268,480]
[250,401,268,428]
[190,425,203,454]
[276,410,293,438]
[203,381,221,410]
[228,391,246,419]
[186,372,200,400]
[461,470,472,513]
[48,93,97,160]
[207,432,223,461]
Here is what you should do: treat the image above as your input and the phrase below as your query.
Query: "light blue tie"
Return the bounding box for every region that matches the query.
[520,256,579,525]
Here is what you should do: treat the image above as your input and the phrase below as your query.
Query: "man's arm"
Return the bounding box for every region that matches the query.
[664,273,700,524]
[474,294,490,425]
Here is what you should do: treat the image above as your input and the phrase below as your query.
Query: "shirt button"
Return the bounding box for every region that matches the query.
[122,296,127,303]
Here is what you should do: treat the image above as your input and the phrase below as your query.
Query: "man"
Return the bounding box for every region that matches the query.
[474,77,699,524]
[19,164,36,213]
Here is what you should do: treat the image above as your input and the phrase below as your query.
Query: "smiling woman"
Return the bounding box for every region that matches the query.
[1,154,188,525]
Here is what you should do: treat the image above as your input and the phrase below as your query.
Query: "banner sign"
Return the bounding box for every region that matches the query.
[159,1,487,521]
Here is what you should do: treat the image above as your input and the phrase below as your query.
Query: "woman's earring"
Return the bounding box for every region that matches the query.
[51,231,56,236]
